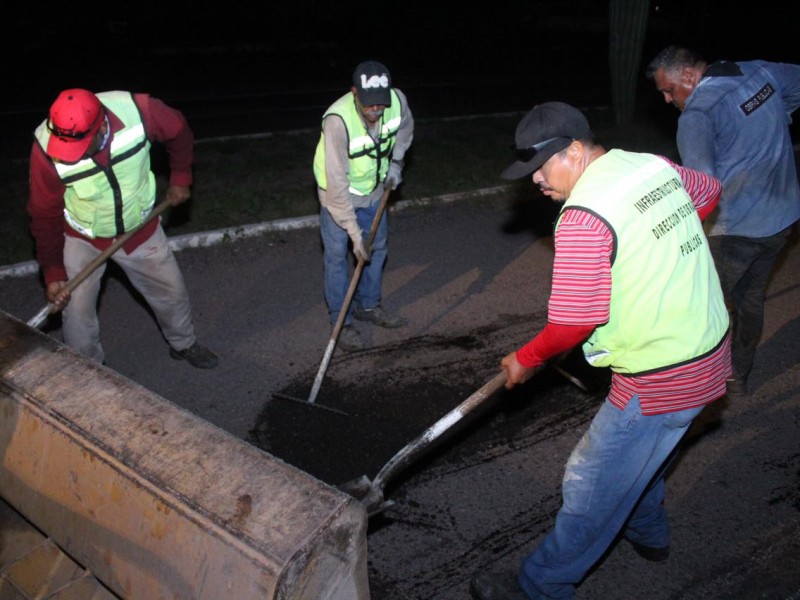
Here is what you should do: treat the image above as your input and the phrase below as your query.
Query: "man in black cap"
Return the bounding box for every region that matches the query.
[470,102,731,599]
[312,60,414,350]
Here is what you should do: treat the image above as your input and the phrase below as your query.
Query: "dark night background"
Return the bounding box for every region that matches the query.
[4,1,800,160]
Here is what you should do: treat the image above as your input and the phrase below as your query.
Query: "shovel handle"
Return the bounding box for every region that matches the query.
[363,178,395,252]
[307,183,394,404]
[27,199,172,329]
[372,363,546,492]
[371,370,510,491]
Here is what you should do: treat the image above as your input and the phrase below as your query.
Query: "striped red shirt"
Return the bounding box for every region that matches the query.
[530,157,731,415]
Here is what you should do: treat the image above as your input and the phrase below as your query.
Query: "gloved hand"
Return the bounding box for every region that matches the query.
[386,159,403,190]
[351,232,371,262]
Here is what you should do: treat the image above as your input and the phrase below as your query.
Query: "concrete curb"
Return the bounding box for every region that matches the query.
[0,185,513,281]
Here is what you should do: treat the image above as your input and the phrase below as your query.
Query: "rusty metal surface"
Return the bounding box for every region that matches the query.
[0,498,117,599]
[0,313,369,600]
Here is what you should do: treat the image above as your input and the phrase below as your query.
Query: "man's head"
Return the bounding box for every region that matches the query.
[351,60,392,124]
[46,89,107,163]
[501,102,596,200]
[646,46,706,112]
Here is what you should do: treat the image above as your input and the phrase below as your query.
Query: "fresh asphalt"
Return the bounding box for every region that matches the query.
[1,188,799,599]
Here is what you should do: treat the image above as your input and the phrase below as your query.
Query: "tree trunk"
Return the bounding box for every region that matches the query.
[609,0,650,125]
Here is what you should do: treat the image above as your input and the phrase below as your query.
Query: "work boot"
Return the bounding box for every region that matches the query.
[725,376,747,400]
[169,343,219,369]
[470,571,529,600]
[353,304,405,328]
[338,325,364,352]
[630,541,670,562]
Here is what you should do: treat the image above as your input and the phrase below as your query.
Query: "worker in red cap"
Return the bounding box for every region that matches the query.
[28,89,218,369]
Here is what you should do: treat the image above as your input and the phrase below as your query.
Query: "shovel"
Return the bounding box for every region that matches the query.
[339,364,544,516]
[27,198,172,329]
[273,182,394,415]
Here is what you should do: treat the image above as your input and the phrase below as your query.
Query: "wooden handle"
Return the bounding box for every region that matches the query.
[63,199,172,294]
[307,186,393,404]
[27,199,172,329]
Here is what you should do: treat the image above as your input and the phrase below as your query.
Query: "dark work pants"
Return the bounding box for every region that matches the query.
[707,227,791,383]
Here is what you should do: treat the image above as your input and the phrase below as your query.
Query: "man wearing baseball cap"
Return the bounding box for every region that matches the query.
[28,89,218,369]
[312,60,414,350]
[470,102,731,599]
[646,47,800,402]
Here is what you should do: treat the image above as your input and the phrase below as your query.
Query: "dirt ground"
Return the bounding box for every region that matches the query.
[1,194,799,599]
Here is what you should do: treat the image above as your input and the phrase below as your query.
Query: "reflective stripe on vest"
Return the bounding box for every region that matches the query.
[558,150,729,375]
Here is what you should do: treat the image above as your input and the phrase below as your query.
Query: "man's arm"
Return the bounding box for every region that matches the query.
[502,213,611,388]
[391,88,414,162]
[768,61,800,114]
[320,115,362,242]
[27,143,69,284]
[662,157,722,220]
[134,93,194,204]
[502,322,595,388]
[676,110,716,177]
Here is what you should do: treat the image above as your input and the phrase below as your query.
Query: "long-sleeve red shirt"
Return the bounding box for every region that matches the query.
[516,157,731,414]
[27,93,194,284]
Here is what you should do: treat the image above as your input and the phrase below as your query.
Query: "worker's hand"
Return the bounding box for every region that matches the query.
[166,184,191,207]
[501,351,533,390]
[45,281,71,312]
[351,233,371,262]
[386,160,403,190]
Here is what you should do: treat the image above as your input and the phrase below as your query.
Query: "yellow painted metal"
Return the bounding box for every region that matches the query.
[0,311,370,600]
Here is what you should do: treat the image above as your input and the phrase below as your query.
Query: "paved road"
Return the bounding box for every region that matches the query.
[1,193,799,599]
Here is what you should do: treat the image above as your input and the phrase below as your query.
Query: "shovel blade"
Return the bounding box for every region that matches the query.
[338,474,373,499]
[27,305,51,330]
[271,392,349,417]
[338,475,393,516]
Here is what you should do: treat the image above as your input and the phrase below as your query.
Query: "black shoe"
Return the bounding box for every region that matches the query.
[169,343,219,369]
[470,571,529,600]
[353,304,405,328]
[630,541,670,562]
[725,376,747,399]
[338,325,364,351]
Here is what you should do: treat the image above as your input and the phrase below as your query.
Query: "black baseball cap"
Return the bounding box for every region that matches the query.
[352,60,392,106]
[501,102,593,180]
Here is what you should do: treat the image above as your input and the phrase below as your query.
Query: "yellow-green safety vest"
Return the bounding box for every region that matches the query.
[557,150,729,375]
[34,91,156,239]
[313,90,402,195]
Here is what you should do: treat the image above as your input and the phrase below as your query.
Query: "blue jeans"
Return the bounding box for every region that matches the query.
[708,228,791,382]
[319,203,388,325]
[518,395,704,599]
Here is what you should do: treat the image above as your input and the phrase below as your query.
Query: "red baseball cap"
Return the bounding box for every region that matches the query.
[46,89,104,163]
